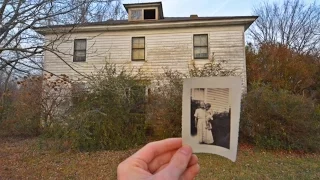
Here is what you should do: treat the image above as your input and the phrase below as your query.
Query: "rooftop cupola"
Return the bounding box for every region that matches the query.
[123,1,164,21]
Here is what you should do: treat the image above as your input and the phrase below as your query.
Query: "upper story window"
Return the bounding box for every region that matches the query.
[124,2,164,21]
[132,37,145,61]
[73,39,86,62]
[144,9,156,19]
[129,8,157,21]
[131,9,143,20]
[193,34,208,59]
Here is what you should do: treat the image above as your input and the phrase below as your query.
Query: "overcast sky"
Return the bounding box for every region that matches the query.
[122,0,316,17]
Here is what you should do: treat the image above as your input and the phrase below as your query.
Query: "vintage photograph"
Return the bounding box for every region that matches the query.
[191,88,231,149]
[182,77,242,162]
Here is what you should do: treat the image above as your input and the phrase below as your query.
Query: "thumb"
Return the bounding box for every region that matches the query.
[157,145,193,179]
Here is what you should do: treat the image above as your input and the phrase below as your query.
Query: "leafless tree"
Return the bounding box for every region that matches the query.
[0,0,126,122]
[64,0,126,23]
[249,0,320,56]
[0,0,126,76]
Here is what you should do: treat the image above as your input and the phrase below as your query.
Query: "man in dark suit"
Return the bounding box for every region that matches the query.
[211,110,231,149]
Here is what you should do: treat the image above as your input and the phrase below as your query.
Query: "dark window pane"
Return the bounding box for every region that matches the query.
[75,50,86,57]
[194,34,208,59]
[194,47,208,58]
[132,49,145,60]
[74,56,86,62]
[144,9,156,19]
[74,39,86,62]
[131,9,142,20]
[132,38,145,48]
[194,35,208,46]
[132,37,145,61]
[75,39,86,50]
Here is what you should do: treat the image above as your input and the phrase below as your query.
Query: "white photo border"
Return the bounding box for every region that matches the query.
[182,77,242,162]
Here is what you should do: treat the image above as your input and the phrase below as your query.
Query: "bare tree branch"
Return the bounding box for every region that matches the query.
[0,0,126,77]
[249,0,320,56]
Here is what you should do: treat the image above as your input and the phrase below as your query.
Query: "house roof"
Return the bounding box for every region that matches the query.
[33,1,258,35]
[34,16,258,33]
[123,1,162,8]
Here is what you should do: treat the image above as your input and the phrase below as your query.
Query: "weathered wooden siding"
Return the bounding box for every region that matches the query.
[44,25,247,88]
[206,88,229,113]
[191,88,229,113]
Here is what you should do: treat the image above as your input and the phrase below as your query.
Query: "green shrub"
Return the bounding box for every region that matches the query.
[147,70,184,140]
[240,85,320,152]
[42,61,238,150]
[54,64,149,151]
[147,60,236,140]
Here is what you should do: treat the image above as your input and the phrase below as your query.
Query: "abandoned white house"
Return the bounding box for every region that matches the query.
[35,1,257,89]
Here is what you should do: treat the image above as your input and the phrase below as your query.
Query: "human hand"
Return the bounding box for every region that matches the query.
[117,138,200,180]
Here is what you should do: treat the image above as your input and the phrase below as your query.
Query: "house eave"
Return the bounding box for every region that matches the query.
[35,17,257,35]
[123,2,162,11]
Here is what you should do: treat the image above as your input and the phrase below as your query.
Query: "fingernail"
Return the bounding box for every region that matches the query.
[180,145,192,156]
[196,164,200,172]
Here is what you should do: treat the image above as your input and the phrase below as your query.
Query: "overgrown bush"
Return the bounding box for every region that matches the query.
[52,64,149,151]
[240,84,320,152]
[147,60,236,140]
[48,60,236,149]
[0,71,17,128]
[0,76,42,137]
[3,59,234,150]
[0,73,73,137]
[147,70,184,139]
[41,73,72,128]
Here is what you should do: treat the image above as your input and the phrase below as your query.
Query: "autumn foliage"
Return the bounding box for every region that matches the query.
[0,74,72,137]
[241,43,320,152]
[0,76,42,136]
[246,43,319,95]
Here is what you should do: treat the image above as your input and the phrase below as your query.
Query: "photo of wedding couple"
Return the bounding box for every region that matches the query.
[190,88,231,149]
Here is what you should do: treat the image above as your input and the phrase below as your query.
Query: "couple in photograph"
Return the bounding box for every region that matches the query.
[194,102,214,144]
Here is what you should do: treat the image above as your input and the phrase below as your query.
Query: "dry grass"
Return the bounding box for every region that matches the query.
[0,137,319,180]
[0,137,135,180]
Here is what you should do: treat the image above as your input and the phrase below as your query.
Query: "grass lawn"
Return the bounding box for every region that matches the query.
[0,137,319,180]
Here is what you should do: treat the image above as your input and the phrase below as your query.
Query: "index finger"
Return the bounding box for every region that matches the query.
[131,138,182,163]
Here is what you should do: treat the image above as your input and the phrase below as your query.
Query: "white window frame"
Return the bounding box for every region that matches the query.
[193,34,209,59]
[73,39,87,62]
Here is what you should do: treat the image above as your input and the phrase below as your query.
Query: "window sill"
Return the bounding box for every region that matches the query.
[132,60,146,62]
[192,58,210,61]
[194,57,209,60]
[73,61,87,63]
